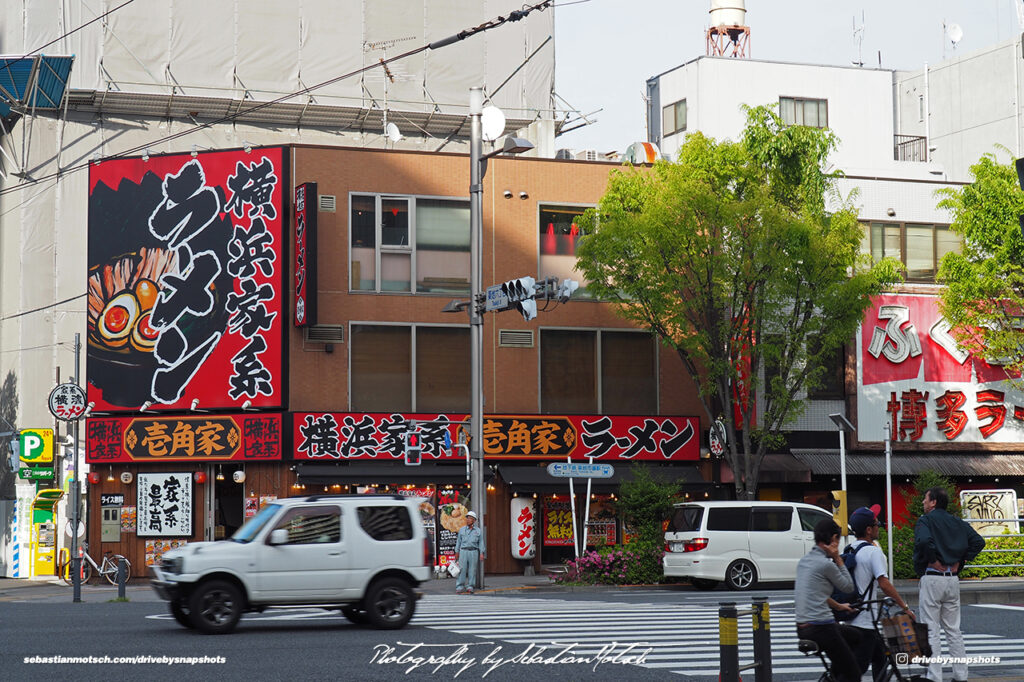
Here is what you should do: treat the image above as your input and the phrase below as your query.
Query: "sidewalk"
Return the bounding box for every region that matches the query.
[5,573,1024,604]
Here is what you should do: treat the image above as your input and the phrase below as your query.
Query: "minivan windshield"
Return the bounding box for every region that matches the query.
[667,506,703,533]
[231,503,280,543]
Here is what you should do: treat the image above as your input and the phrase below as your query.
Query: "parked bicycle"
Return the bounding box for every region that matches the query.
[58,543,131,585]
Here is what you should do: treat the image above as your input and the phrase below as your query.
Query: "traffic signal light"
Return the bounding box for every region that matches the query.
[500,276,537,321]
[556,279,579,303]
[830,489,848,536]
[404,430,422,466]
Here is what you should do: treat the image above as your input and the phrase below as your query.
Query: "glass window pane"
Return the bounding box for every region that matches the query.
[416,326,470,413]
[675,101,687,132]
[803,99,818,127]
[780,98,795,125]
[541,329,597,413]
[935,225,961,263]
[870,222,884,263]
[539,205,592,299]
[906,225,934,279]
[751,508,792,531]
[416,199,470,294]
[818,99,828,128]
[381,198,409,247]
[381,252,411,292]
[351,195,376,291]
[706,507,749,531]
[351,325,411,412]
[662,104,675,135]
[601,331,656,414]
[882,223,902,261]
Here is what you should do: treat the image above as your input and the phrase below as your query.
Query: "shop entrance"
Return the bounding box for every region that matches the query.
[214,465,243,539]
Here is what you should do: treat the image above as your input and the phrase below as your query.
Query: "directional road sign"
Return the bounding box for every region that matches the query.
[485,284,509,312]
[546,462,615,479]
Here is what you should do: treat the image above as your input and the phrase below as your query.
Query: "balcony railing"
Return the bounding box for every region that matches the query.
[894,134,927,162]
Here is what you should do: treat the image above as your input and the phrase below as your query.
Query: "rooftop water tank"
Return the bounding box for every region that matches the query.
[709,0,746,28]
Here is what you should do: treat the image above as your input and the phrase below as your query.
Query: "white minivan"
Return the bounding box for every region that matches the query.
[663,500,834,590]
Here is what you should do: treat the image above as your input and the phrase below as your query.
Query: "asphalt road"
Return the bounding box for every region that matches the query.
[3,587,1024,681]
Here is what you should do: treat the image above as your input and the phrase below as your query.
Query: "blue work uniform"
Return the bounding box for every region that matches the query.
[455,522,483,592]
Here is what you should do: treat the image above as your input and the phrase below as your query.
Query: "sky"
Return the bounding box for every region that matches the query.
[553,0,1021,152]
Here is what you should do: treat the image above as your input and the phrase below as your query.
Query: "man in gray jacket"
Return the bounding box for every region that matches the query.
[914,487,985,682]
[795,518,862,682]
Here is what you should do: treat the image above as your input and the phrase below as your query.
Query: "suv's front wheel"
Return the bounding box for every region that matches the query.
[189,580,243,634]
[365,578,416,629]
[170,599,194,628]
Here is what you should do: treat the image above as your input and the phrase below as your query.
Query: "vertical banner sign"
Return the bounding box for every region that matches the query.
[510,497,536,559]
[543,496,574,547]
[293,182,318,327]
[86,147,286,412]
[137,472,193,537]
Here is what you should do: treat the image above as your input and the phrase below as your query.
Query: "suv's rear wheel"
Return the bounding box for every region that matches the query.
[189,580,243,634]
[170,599,194,628]
[725,559,757,591]
[341,605,369,625]
[365,578,416,629]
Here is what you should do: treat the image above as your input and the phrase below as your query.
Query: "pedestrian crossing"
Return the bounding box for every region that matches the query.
[413,595,1024,679]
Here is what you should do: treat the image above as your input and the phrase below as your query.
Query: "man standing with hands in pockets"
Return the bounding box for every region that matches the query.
[914,487,985,682]
[455,510,485,594]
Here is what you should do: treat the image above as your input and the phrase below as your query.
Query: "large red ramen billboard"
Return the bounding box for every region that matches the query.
[87,147,287,412]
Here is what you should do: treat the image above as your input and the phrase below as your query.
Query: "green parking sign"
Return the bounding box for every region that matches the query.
[20,428,54,464]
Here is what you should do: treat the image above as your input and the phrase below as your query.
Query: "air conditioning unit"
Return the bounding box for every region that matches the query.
[574,149,599,161]
[555,148,575,160]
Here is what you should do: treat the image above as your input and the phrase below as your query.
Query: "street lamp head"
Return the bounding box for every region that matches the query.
[499,136,534,155]
[441,299,470,314]
[829,413,855,432]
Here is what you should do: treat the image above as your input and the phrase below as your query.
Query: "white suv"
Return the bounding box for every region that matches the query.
[150,495,432,634]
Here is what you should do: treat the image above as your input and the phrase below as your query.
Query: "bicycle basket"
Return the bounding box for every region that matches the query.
[882,613,932,658]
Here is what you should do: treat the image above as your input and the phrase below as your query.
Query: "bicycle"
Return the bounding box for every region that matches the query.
[58,543,132,585]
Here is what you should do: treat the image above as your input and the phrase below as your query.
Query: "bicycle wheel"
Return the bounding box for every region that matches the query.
[103,556,132,585]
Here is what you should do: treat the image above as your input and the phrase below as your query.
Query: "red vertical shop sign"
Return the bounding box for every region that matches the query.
[293,182,317,326]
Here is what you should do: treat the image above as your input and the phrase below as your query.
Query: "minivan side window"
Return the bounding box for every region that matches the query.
[799,507,832,531]
[750,507,792,532]
[668,506,704,533]
[706,507,750,531]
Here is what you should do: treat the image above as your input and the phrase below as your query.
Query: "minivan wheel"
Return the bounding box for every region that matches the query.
[189,580,243,634]
[690,578,719,590]
[725,560,756,591]
[365,578,416,629]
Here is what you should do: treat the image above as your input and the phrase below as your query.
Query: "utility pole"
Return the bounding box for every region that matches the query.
[469,87,486,591]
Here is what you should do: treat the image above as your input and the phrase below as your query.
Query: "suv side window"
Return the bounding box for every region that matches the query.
[358,505,414,541]
[799,507,832,531]
[273,505,342,544]
[706,507,750,531]
[750,507,793,532]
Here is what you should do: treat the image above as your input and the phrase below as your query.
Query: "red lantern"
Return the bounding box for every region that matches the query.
[194,471,207,484]
[88,472,101,485]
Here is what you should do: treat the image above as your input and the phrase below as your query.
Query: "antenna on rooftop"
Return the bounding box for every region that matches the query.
[852,12,865,67]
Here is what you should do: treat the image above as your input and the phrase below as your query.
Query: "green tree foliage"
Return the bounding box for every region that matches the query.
[937,150,1024,384]
[575,106,901,499]
[615,465,679,545]
[899,470,961,523]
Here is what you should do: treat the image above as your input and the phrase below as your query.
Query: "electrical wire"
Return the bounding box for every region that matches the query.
[13,0,137,60]
[0,0,554,199]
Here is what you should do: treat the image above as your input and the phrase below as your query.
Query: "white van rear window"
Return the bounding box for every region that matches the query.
[668,506,703,532]
[707,507,750,531]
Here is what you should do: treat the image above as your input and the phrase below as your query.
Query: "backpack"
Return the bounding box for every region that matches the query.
[830,541,875,622]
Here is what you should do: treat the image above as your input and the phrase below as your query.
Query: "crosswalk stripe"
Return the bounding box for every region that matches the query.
[412,595,1024,678]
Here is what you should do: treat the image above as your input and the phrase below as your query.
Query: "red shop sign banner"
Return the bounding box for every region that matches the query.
[291,412,698,461]
[858,293,1024,444]
[86,147,287,413]
[85,413,282,463]
[293,182,318,327]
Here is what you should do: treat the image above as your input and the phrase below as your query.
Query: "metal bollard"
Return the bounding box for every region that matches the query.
[752,597,772,682]
[117,558,127,599]
[719,602,740,682]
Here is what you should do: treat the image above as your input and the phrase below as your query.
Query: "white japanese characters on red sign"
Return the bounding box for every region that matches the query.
[48,382,87,422]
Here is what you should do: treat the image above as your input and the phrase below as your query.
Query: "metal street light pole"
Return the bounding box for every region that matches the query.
[469,87,486,591]
[72,332,82,603]
[828,413,855,496]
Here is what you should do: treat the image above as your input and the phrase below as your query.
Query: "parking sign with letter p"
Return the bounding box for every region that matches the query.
[20,428,54,464]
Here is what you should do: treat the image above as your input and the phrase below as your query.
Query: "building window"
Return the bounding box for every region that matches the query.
[860,221,961,281]
[350,324,470,413]
[540,329,657,414]
[807,338,845,400]
[350,194,470,294]
[779,97,828,128]
[662,99,687,136]
[539,204,593,299]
